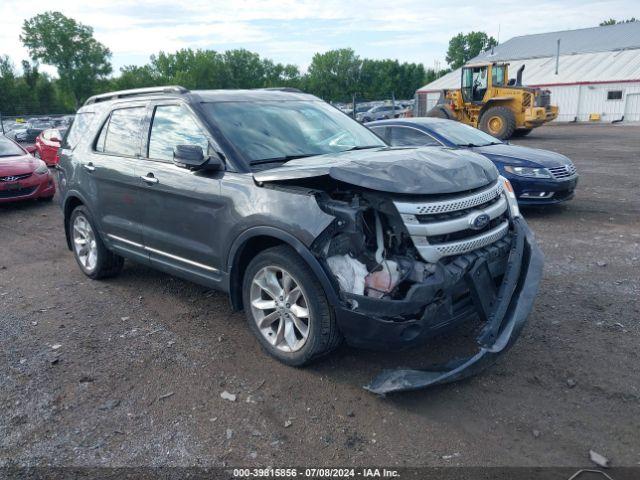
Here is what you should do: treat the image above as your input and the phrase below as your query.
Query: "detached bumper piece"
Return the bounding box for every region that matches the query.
[364,218,544,395]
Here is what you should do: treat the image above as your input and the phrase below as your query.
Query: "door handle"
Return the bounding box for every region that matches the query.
[140,173,159,185]
[83,162,95,172]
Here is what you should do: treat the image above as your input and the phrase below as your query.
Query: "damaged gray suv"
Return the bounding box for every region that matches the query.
[57,86,543,393]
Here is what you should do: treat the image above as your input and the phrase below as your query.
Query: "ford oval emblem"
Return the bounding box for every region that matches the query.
[469,213,490,230]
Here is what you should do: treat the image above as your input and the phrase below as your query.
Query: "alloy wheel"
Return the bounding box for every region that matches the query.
[72,214,98,272]
[250,266,311,352]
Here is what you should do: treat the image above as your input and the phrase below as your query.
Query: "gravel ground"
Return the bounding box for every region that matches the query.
[1,123,639,469]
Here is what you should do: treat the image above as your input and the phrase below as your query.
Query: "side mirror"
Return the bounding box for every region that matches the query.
[173,144,223,171]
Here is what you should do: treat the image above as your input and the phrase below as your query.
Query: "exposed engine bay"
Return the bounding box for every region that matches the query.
[315,188,434,301]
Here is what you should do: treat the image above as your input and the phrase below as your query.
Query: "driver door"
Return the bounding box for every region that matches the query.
[135,102,226,287]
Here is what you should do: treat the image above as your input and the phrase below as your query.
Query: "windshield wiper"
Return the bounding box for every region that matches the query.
[250,153,319,165]
[340,145,384,152]
[457,142,501,147]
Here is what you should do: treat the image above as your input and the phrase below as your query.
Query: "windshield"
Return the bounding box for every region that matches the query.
[0,136,26,157]
[203,100,386,164]
[429,121,502,147]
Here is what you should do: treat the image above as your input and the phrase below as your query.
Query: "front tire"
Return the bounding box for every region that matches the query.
[69,206,124,279]
[242,245,342,366]
[479,106,516,139]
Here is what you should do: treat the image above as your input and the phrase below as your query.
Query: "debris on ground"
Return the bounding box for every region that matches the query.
[226,429,234,439]
[589,450,610,468]
[567,378,577,388]
[596,261,608,267]
[158,392,174,400]
[98,399,121,411]
[220,391,237,402]
[284,420,292,428]
[532,430,541,438]
[51,344,61,350]
[441,452,460,460]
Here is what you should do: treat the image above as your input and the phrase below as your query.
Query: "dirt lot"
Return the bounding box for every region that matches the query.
[1,124,639,469]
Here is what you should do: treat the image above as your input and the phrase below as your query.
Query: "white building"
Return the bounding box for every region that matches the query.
[417,22,640,122]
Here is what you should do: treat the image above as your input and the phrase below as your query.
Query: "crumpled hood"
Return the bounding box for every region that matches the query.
[254,147,498,195]
[472,144,572,168]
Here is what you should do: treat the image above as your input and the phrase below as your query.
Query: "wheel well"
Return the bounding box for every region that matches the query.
[229,235,286,310]
[63,196,84,250]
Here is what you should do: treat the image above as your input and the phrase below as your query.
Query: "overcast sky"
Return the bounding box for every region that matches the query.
[1,0,638,76]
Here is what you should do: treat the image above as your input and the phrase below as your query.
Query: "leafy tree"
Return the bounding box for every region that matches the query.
[446,31,497,69]
[306,48,362,101]
[600,18,638,25]
[21,11,112,107]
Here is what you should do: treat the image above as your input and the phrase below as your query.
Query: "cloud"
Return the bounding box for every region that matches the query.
[0,0,637,76]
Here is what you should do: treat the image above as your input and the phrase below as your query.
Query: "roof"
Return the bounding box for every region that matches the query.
[475,22,640,62]
[418,23,640,92]
[83,87,317,108]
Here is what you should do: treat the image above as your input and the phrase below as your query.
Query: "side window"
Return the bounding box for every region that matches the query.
[62,112,95,149]
[390,127,439,147]
[148,105,209,161]
[369,126,389,143]
[96,107,146,157]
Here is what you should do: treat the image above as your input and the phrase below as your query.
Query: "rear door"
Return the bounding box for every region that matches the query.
[85,104,148,263]
[135,102,226,286]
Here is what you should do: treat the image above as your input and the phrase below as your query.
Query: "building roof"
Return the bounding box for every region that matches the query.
[418,23,640,92]
[474,22,640,62]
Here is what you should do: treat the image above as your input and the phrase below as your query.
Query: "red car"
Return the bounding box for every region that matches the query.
[34,128,66,166]
[0,135,55,203]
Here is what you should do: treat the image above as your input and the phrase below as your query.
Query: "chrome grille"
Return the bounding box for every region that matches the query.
[395,181,503,215]
[548,163,577,179]
[394,180,510,263]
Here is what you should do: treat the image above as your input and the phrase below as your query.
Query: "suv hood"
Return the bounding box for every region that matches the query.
[253,147,498,195]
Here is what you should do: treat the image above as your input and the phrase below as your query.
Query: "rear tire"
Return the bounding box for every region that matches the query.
[242,245,342,366]
[512,128,533,137]
[426,105,454,119]
[69,206,124,280]
[479,106,516,139]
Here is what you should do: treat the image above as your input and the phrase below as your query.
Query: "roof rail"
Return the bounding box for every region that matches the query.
[258,87,303,93]
[83,86,189,106]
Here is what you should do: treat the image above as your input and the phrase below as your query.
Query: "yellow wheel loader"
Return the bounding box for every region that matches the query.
[427,62,558,139]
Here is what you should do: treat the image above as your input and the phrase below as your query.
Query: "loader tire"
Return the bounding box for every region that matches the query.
[479,106,516,140]
[426,105,454,120]
[512,128,533,137]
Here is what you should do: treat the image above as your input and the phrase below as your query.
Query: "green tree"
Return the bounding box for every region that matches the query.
[306,48,362,101]
[600,18,638,26]
[446,31,497,69]
[424,67,450,85]
[21,11,112,107]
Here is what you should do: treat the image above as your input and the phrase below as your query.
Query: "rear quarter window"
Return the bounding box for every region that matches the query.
[62,112,96,150]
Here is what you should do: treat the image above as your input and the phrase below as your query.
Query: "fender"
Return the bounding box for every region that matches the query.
[61,189,94,251]
[226,226,341,309]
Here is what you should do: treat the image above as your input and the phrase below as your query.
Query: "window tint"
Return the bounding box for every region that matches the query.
[0,135,25,157]
[97,107,146,157]
[62,112,95,149]
[369,126,389,143]
[148,105,209,161]
[607,90,622,100]
[390,127,438,147]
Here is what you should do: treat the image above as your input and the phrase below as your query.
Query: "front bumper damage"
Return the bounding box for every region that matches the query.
[359,217,543,394]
